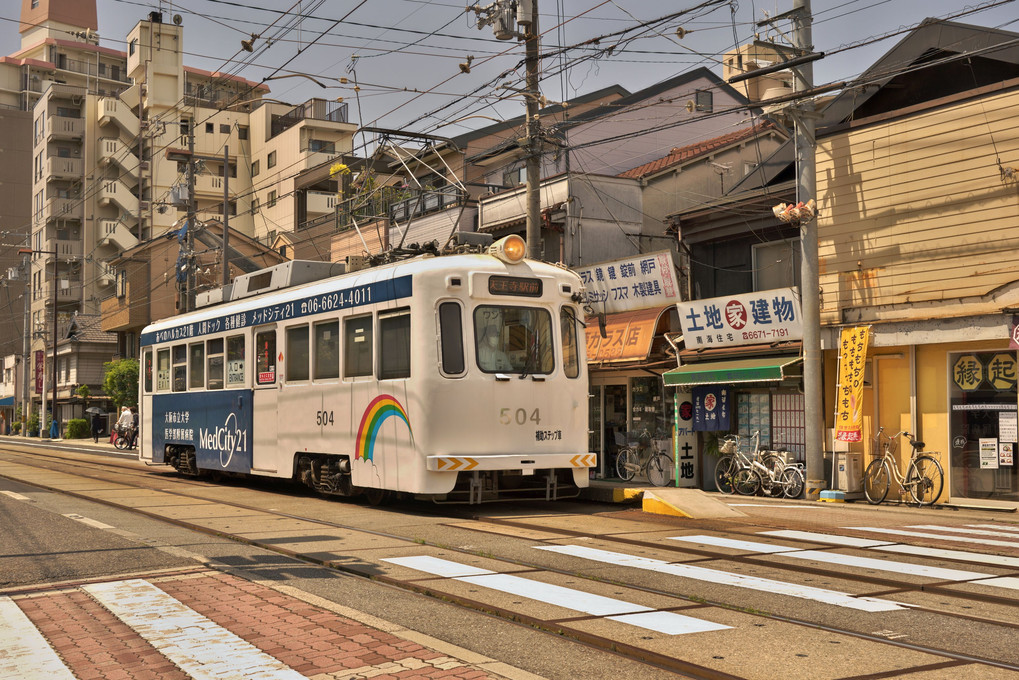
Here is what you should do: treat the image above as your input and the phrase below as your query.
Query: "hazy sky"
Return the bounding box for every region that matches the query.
[2,0,1016,138]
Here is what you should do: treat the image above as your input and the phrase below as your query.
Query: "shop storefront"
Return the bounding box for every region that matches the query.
[666,288,807,490]
[586,306,680,480]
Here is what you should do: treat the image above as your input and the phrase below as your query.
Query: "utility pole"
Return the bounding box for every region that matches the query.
[20,253,30,435]
[471,0,543,260]
[790,0,824,500]
[521,0,541,260]
[186,121,197,312]
[223,145,230,287]
[20,247,59,438]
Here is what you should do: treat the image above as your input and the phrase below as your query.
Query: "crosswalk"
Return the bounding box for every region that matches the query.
[4,520,1019,673]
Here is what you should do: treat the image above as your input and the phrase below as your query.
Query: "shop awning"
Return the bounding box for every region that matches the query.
[663,355,802,386]
[586,306,674,364]
[0,397,13,406]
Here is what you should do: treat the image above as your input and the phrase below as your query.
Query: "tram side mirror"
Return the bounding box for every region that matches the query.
[598,312,607,339]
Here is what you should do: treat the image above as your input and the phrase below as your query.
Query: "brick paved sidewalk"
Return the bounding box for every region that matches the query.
[4,570,535,680]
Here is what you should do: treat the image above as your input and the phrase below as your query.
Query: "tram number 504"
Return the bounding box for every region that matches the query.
[499,407,541,426]
[316,410,334,426]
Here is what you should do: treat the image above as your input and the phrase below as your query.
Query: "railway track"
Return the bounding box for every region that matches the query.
[3,442,1019,679]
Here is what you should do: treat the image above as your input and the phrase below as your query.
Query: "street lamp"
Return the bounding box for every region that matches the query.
[19,247,59,439]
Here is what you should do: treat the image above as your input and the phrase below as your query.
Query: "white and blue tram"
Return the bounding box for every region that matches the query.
[138,235,594,503]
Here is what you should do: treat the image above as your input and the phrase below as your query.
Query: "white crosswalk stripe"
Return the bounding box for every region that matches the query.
[0,597,77,680]
[907,525,1019,540]
[82,579,307,680]
[536,544,906,612]
[843,526,1019,549]
[383,555,730,635]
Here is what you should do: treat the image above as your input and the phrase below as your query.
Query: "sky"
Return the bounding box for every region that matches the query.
[2,0,1017,140]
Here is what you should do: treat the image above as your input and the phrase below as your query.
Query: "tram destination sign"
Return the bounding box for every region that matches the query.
[678,287,802,348]
[141,275,412,346]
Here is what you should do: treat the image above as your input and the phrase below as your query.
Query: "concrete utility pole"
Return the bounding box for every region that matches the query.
[223,145,230,287]
[790,0,824,500]
[470,0,543,260]
[186,122,197,312]
[521,0,541,260]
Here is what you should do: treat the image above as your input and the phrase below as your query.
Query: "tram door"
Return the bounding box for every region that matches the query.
[251,325,279,473]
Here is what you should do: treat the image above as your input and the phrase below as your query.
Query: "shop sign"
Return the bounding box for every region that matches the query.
[987,353,1017,391]
[952,355,983,392]
[34,350,43,393]
[677,288,802,348]
[1010,315,1019,350]
[674,391,697,487]
[835,326,869,442]
[692,385,730,431]
[575,251,680,315]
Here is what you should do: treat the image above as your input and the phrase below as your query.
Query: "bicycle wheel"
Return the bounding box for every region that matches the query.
[734,467,762,496]
[114,433,129,450]
[616,447,639,481]
[647,454,671,487]
[780,467,804,498]
[906,455,944,506]
[863,459,890,504]
[714,455,737,494]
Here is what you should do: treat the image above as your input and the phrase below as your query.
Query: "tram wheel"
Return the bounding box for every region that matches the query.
[362,487,391,506]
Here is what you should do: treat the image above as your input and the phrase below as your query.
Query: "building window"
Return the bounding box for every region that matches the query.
[220,124,230,134]
[251,197,259,214]
[694,89,713,112]
[251,160,259,177]
[503,166,526,188]
[237,126,248,141]
[206,122,214,133]
[267,190,276,208]
[129,38,137,55]
[308,139,335,153]
[267,151,276,168]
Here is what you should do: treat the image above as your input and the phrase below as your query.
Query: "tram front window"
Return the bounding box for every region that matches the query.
[474,306,553,375]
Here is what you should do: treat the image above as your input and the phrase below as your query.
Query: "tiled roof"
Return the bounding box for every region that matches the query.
[618,122,775,179]
[66,314,117,344]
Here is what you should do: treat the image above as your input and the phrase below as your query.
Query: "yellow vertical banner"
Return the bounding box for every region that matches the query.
[835,326,870,442]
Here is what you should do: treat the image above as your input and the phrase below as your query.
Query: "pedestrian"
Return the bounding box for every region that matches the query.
[0,412,5,436]
[91,411,103,443]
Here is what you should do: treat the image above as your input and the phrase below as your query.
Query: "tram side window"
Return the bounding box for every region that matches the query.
[207,338,224,390]
[143,350,153,393]
[344,315,373,377]
[157,349,170,391]
[286,325,310,382]
[560,307,579,379]
[379,309,410,380]
[314,320,339,380]
[438,302,464,375]
[172,345,187,392]
[227,335,245,386]
[189,342,205,389]
[255,330,276,385]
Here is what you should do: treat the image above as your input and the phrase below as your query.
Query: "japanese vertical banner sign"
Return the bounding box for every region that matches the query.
[835,326,870,442]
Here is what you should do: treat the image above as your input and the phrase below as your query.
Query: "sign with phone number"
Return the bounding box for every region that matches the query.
[678,287,802,348]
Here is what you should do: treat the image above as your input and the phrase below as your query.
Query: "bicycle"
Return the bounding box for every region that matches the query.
[864,428,944,506]
[715,432,804,498]
[615,428,672,487]
[114,423,136,450]
[714,431,764,496]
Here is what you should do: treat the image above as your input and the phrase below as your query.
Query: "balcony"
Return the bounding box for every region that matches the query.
[41,239,83,260]
[269,98,349,139]
[98,219,139,251]
[38,280,84,305]
[97,137,139,182]
[98,97,139,140]
[97,180,139,215]
[101,287,148,332]
[46,115,83,141]
[195,174,236,197]
[41,197,83,222]
[45,156,83,179]
[306,190,337,216]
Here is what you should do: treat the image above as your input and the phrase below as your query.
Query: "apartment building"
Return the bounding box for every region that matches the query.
[6,0,356,430]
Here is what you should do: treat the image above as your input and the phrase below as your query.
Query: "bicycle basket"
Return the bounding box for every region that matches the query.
[719,438,736,455]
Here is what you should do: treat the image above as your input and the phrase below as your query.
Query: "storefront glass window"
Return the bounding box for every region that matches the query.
[631,376,667,436]
[949,350,1017,500]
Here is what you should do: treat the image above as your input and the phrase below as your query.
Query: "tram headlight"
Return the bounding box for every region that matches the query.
[488,234,526,263]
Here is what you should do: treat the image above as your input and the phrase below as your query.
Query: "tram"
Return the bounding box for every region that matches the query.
[138,234,594,503]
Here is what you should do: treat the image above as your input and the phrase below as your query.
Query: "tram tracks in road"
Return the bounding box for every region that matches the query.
[3,444,1019,678]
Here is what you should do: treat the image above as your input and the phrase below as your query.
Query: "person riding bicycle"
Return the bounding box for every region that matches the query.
[116,406,133,446]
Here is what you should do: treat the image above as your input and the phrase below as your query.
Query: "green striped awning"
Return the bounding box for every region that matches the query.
[663,356,802,387]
